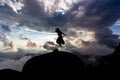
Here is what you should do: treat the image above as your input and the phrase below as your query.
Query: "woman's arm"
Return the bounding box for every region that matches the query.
[62,32,66,36]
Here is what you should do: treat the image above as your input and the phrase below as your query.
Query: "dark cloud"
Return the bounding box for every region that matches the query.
[80,41,114,56]
[2,25,11,32]
[43,41,57,51]
[95,33,119,48]
[0,0,120,55]
[0,4,20,24]
[11,0,20,3]
[47,0,86,27]
[63,0,120,29]
[2,42,15,52]
[26,40,37,48]
[79,0,120,48]
[0,4,15,15]
[44,0,120,49]
[47,12,67,26]
[22,0,47,19]
[55,0,120,48]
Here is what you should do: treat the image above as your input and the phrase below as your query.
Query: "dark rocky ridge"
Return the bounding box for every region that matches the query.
[0,43,120,78]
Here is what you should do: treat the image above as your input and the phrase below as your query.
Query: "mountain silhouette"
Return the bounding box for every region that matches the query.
[0,43,120,78]
[22,49,85,77]
[86,43,120,77]
[102,43,120,71]
[0,69,21,79]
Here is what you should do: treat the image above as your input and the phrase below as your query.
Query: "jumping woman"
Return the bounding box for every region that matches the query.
[55,28,66,47]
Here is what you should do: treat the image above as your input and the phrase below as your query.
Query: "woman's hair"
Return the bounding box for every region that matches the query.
[55,28,60,32]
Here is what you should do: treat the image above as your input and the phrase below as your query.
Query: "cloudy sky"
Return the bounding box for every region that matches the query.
[0,0,120,71]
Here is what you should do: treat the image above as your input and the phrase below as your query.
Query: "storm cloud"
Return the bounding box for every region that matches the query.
[20,0,120,49]
[43,41,57,51]
[2,24,11,32]
[48,0,120,48]
[0,0,120,55]
[22,0,46,18]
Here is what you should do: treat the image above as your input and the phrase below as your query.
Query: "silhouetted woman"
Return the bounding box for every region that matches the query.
[55,28,66,46]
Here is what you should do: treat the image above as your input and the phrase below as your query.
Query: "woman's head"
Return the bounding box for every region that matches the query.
[55,28,60,32]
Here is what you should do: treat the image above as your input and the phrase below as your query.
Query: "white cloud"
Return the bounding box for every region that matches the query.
[0,0,119,56]
[2,41,18,53]
[0,33,10,46]
[114,20,120,26]
[61,28,114,56]
[37,0,81,14]
[0,0,83,18]
[0,0,24,13]
[0,0,5,5]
